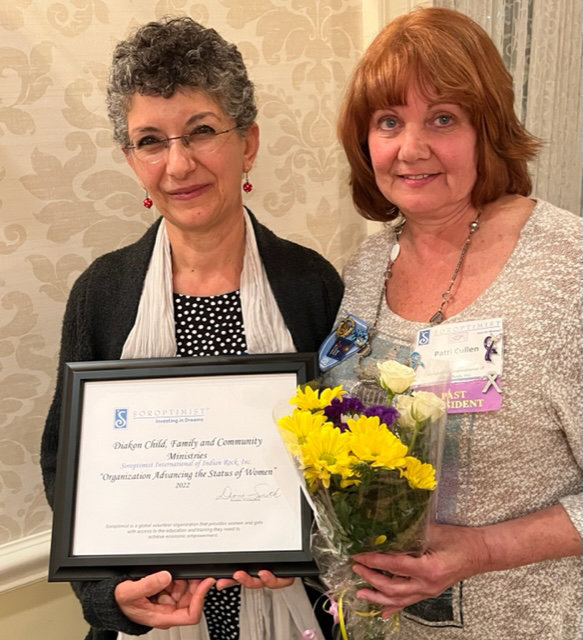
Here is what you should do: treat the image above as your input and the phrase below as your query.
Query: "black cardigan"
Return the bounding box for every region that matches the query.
[41,210,343,639]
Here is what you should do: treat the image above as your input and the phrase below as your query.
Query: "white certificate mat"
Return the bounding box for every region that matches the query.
[49,354,318,581]
[74,373,301,555]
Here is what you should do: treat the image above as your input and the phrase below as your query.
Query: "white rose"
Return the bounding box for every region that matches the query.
[411,391,446,422]
[395,394,417,428]
[377,360,416,394]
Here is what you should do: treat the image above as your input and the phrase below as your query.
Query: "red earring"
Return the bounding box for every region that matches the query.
[242,173,253,193]
[143,191,153,208]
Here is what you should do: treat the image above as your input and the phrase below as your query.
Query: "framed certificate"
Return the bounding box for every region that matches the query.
[49,353,318,581]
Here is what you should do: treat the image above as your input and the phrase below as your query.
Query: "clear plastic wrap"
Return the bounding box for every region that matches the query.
[276,360,447,639]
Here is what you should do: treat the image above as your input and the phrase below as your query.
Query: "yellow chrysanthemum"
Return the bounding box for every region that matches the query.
[339,474,361,488]
[347,415,408,469]
[401,456,437,490]
[300,424,354,489]
[277,409,330,458]
[289,385,345,412]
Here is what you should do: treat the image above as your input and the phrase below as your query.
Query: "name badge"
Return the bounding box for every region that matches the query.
[414,318,503,413]
[318,314,370,372]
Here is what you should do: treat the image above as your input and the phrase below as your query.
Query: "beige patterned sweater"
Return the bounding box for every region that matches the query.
[326,200,582,639]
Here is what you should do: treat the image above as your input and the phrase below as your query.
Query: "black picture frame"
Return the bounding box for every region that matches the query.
[49,353,319,581]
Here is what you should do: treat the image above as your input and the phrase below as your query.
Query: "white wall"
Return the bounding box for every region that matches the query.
[0,580,87,640]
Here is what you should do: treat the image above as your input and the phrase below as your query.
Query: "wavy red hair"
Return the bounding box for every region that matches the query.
[338,7,541,221]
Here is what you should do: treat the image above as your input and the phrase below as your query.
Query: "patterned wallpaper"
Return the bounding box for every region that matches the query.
[0,0,366,545]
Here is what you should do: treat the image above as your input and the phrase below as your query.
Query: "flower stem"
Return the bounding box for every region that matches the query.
[407,423,420,453]
[391,612,401,631]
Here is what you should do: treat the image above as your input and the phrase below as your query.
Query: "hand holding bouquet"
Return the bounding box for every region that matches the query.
[276,360,446,639]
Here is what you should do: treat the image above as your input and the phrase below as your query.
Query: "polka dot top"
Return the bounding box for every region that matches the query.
[203,586,241,640]
[174,290,245,639]
[174,290,247,357]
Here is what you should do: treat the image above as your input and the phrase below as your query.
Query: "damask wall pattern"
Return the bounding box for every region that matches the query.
[0,0,366,546]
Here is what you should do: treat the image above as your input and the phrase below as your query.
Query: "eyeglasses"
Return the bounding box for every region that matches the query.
[126,125,240,164]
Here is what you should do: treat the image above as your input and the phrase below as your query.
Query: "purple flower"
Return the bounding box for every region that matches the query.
[324,396,365,429]
[363,404,399,427]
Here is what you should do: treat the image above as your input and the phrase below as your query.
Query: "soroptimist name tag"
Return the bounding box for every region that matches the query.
[414,318,503,413]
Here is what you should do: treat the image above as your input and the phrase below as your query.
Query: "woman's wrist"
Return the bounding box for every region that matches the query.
[478,503,581,574]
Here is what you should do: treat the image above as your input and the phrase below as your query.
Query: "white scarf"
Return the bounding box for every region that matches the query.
[121,209,295,359]
[119,580,325,640]
[118,209,323,640]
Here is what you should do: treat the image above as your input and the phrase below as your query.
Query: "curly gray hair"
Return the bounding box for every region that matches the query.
[106,16,257,146]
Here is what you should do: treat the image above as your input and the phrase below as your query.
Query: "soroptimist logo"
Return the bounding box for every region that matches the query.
[114,408,128,429]
[418,329,430,346]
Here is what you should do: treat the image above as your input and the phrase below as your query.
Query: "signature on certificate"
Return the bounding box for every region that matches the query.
[216,483,281,502]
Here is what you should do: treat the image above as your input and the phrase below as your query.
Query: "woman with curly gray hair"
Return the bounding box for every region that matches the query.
[41,16,341,640]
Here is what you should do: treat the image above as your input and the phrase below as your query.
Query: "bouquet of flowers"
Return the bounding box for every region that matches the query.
[276,360,446,639]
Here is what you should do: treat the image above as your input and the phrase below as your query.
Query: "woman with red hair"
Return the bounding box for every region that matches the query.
[328,7,581,638]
